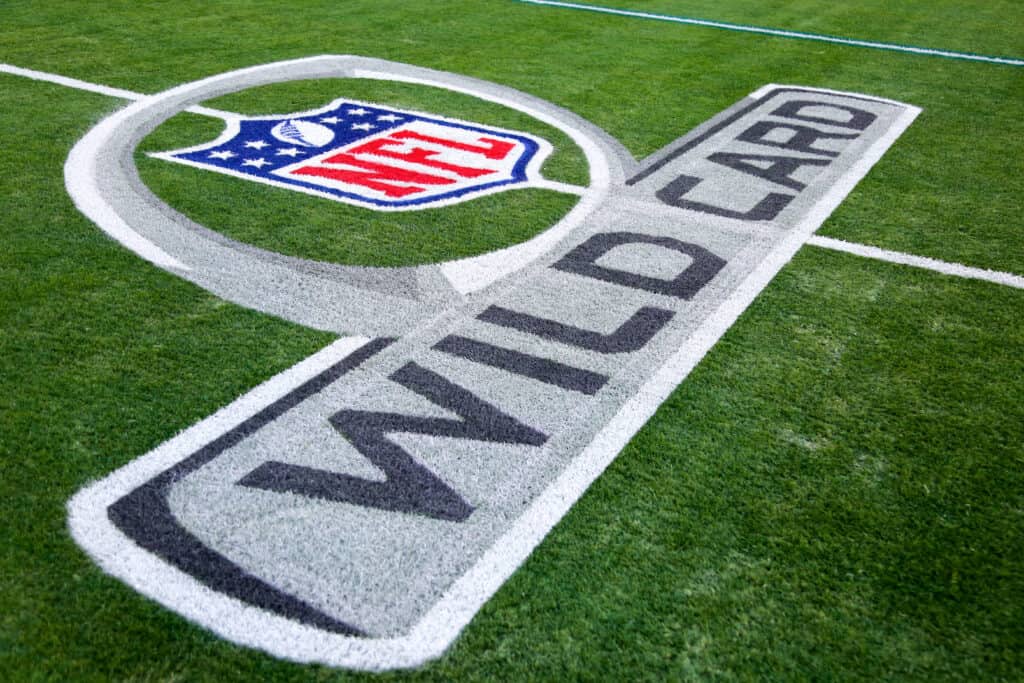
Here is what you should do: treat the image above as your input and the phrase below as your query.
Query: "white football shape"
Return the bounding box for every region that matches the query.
[270,119,335,147]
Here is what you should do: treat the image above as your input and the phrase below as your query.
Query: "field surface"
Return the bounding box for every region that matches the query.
[1,1,1022,680]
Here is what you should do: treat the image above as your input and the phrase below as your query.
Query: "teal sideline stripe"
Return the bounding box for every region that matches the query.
[516,0,1024,67]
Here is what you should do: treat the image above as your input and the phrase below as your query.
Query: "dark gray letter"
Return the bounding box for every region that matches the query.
[237,362,547,522]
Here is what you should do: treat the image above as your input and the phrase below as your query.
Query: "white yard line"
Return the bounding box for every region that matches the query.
[0,63,235,119]
[5,60,1022,291]
[1,63,144,100]
[516,0,1024,67]
[808,235,1024,289]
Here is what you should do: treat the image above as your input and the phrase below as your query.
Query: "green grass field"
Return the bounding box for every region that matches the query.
[2,1,1022,679]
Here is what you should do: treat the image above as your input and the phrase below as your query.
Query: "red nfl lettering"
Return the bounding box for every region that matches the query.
[157,98,545,210]
[272,119,535,205]
[387,129,517,160]
[290,154,456,198]
[343,138,497,179]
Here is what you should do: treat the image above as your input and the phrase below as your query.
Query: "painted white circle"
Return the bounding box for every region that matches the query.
[64,55,630,334]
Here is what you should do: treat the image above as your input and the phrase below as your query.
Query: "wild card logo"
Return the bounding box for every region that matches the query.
[152,99,547,209]
[65,56,920,671]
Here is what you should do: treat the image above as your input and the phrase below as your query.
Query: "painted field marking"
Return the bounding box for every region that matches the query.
[0,63,234,119]
[809,235,1024,290]
[515,0,1024,67]
[23,53,1015,669]
[62,55,922,668]
[4,59,1021,291]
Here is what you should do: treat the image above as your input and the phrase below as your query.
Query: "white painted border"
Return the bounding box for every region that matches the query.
[66,336,377,663]
[747,82,912,107]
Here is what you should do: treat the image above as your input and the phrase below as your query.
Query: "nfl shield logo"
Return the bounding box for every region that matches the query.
[152,98,547,210]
